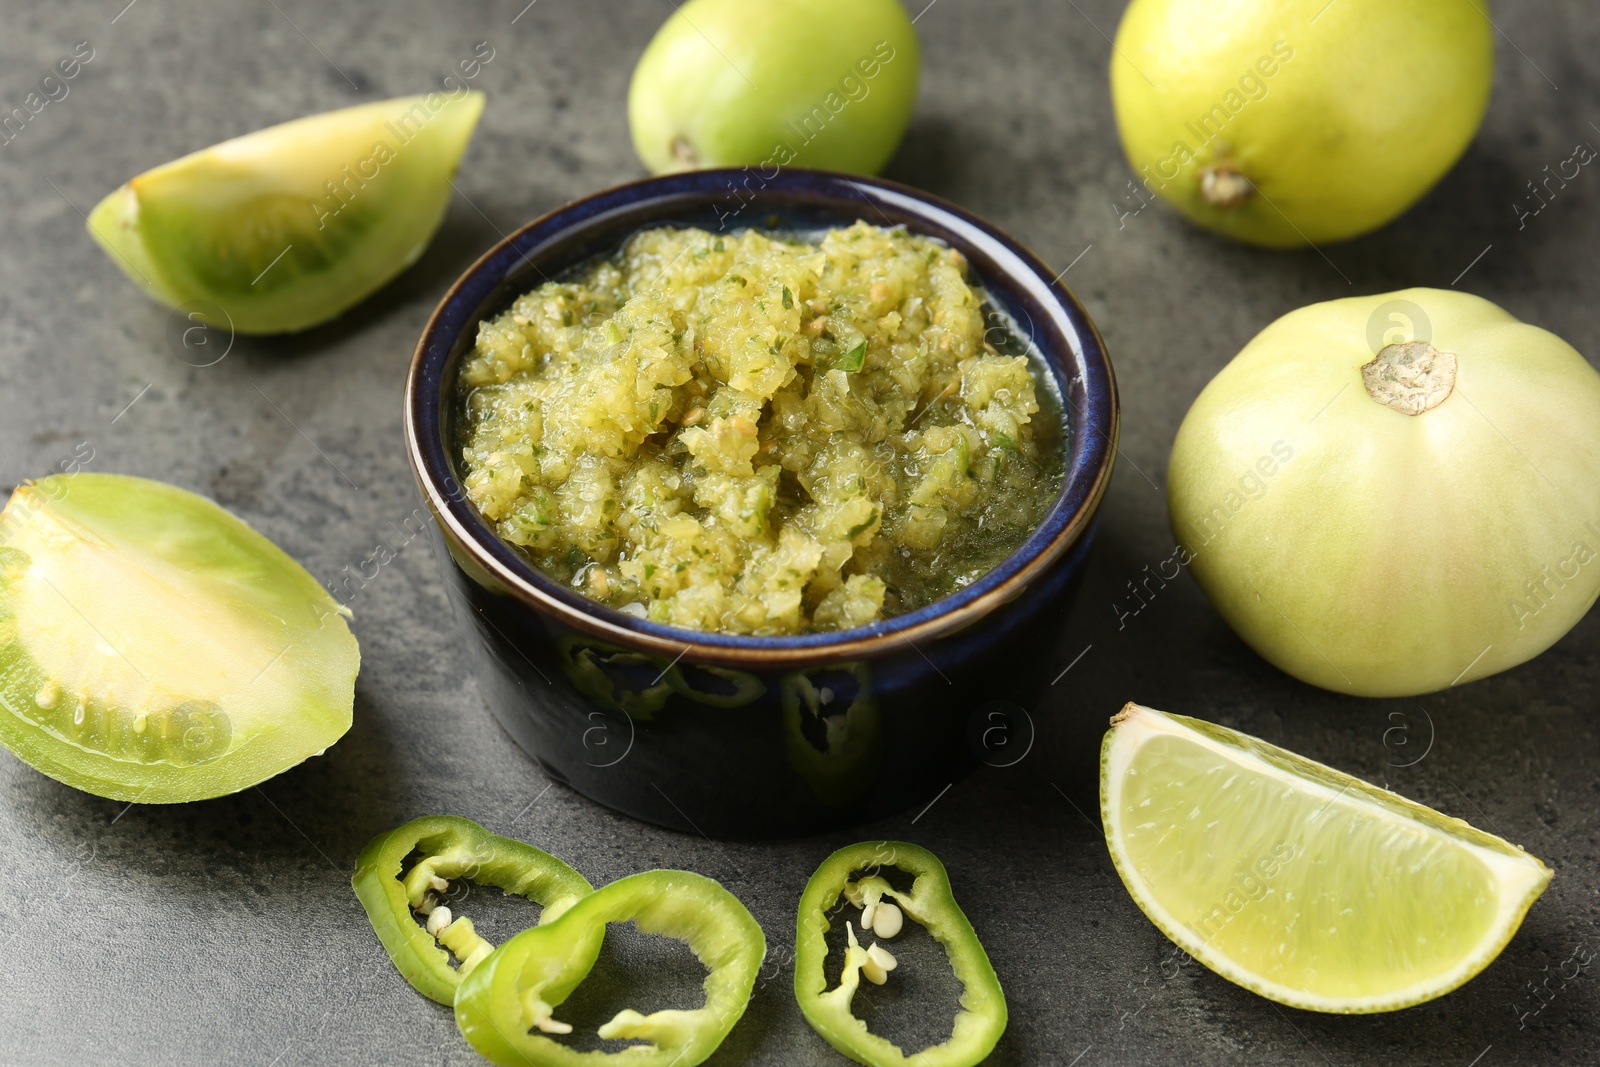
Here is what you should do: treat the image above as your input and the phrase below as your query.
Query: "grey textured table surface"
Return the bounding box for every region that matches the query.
[2,1,1597,1064]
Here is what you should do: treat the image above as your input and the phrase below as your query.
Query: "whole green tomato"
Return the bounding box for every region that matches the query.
[1169,289,1600,697]
[1111,0,1493,247]
[628,0,919,176]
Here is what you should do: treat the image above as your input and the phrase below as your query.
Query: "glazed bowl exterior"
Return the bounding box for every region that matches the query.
[405,169,1116,838]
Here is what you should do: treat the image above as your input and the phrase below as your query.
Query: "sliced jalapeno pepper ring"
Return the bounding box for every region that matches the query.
[795,840,1007,1067]
[352,814,601,1005]
[455,869,766,1067]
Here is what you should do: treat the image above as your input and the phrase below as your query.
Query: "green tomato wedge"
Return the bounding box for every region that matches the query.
[0,473,358,802]
[1101,703,1551,1013]
[87,92,485,334]
[628,0,919,176]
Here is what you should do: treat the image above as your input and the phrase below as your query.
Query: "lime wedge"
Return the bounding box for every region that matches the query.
[1100,703,1551,1013]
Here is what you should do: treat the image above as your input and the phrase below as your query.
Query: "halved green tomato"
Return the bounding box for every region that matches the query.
[87,92,485,334]
[0,474,359,802]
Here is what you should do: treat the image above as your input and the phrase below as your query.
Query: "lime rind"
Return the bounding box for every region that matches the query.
[1100,703,1551,1014]
[1163,708,1540,863]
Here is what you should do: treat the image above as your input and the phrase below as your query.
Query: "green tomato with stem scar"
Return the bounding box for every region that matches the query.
[628,0,920,177]
[1169,289,1600,697]
[1111,0,1493,247]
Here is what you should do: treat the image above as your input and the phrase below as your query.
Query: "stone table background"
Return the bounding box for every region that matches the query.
[1,1,1596,1063]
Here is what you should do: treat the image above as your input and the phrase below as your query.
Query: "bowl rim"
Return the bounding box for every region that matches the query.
[404,167,1117,668]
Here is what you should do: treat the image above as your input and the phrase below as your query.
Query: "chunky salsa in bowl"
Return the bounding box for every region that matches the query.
[455,221,1064,637]
[405,169,1114,836]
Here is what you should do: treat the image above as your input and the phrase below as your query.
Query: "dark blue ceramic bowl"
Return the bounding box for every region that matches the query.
[405,169,1116,838]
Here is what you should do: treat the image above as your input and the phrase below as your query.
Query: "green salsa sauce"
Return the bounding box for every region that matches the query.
[456,222,1064,635]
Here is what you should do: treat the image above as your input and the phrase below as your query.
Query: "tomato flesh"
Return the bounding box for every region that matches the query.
[0,474,358,801]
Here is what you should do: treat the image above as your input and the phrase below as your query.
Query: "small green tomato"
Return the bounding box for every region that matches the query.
[628,0,920,176]
[1111,0,1494,246]
[1169,289,1600,697]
